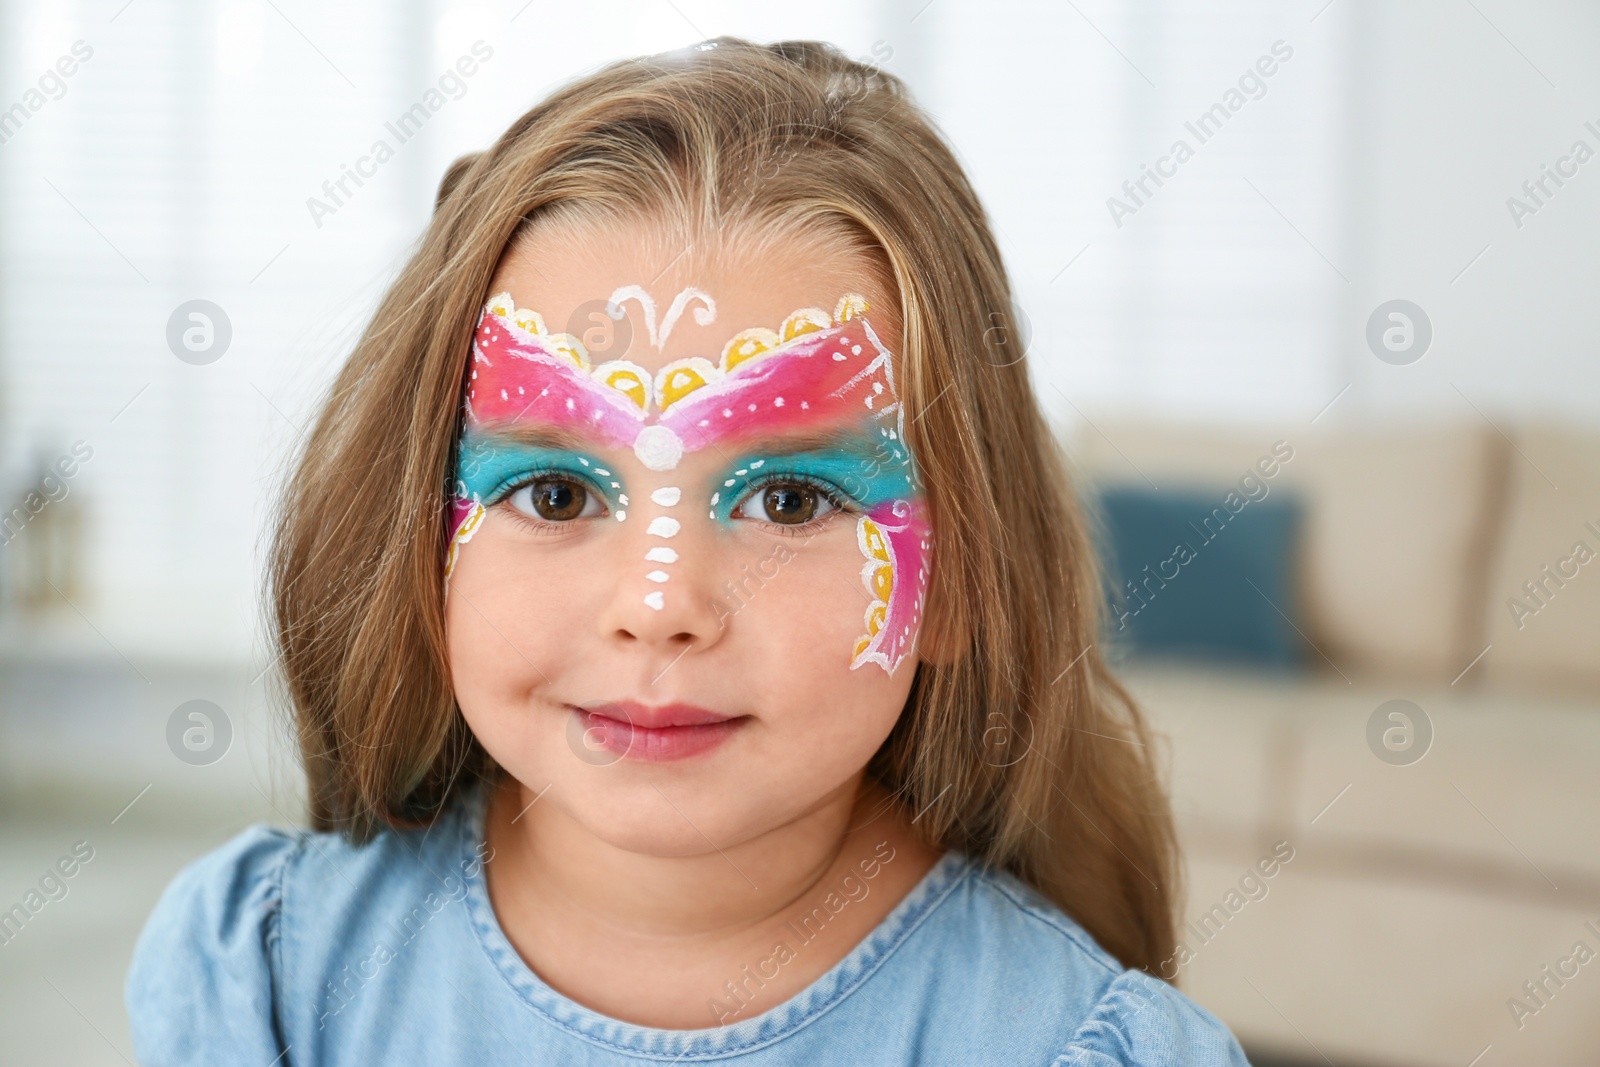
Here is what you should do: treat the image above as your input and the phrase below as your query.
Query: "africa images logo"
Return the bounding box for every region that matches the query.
[305,41,494,229]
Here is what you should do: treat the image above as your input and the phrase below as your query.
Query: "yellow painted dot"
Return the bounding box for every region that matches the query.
[656,357,719,410]
[780,307,832,342]
[594,362,650,411]
[871,564,894,602]
[861,520,890,561]
[865,603,886,636]
[545,332,588,369]
[721,327,780,372]
[834,293,869,322]
[608,372,646,409]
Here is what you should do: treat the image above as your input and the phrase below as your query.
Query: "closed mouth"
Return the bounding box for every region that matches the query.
[571,702,747,761]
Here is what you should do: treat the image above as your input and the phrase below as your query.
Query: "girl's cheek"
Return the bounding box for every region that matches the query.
[443,518,575,681]
[715,526,884,668]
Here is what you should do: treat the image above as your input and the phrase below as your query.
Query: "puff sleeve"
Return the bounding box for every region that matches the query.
[1052,968,1252,1066]
[125,825,304,1066]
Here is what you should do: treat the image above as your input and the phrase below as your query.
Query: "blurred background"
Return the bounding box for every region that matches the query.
[1,0,1597,1063]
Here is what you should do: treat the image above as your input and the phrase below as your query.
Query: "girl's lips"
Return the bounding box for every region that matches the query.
[573,702,745,762]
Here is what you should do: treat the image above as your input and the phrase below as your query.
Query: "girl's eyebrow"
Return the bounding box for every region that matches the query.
[473,420,612,453]
[709,424,887,460]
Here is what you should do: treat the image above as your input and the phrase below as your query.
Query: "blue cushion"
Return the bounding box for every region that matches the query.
[1092,486,1306,668]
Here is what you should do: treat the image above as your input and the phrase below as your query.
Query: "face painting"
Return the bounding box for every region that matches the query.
[448,286,931,674]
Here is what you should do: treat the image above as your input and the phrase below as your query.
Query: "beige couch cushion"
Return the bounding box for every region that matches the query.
[1482,425,1600,689]
[1128,660,1600,1062]
[1064,420,1500,681]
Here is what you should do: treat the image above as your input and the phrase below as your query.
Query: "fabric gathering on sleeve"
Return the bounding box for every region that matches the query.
[1050,967,1253,1067]
[124,824,306,1066]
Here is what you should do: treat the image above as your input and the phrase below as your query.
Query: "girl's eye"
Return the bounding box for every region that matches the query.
[735,481,840,526]
[505,478,603,523]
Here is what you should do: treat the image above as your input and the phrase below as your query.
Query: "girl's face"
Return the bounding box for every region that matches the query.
[444,216,933,854]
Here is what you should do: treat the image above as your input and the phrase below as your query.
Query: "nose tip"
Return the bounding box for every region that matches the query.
[598,501,724,654]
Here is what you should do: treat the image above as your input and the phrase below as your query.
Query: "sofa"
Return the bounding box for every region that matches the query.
[1066,418,1600,1066]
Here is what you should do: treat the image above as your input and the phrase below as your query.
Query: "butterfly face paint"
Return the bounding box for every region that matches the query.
[448,287,932,675]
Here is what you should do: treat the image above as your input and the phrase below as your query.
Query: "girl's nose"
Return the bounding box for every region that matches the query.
[595,498,725,655]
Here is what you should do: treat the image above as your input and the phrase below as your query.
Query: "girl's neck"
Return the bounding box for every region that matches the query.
[481,771,944,1028]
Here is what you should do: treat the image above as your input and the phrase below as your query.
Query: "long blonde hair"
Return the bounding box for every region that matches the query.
[268,36,1180,975]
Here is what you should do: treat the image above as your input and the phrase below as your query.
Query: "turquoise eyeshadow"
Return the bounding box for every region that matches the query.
[454,429,620,505]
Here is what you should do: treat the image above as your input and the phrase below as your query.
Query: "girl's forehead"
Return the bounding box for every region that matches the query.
[489,222,897,375]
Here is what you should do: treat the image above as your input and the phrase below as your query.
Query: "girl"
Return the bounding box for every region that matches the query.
[127,37,1249,1065]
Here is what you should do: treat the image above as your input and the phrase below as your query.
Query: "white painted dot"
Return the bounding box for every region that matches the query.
[644,591,665,610]
[646,570,671,583]
[633,425,684,471]
[832,353,846,361]
[594,468,610,477]
[750,460,764,469]
[618,494,629,506]
[710,492,720,505]
[747,403,757,412]
[735,468,747,476]
[801,401,809,409]
[647,516,681,537]
[851,344,862,354]
[723,408,733,417]
[566,398,575,411]
[579,457,590,466]
[724,479,736,487]
[616,510,626,521]
[873,383,884,394]
[650,487,681,506]
[774,397,784,407]
[646,547,678,563]
[500,389,508,400]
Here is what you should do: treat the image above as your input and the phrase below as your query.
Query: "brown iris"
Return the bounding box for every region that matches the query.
[530,479,587,521]
[763,484,817,525]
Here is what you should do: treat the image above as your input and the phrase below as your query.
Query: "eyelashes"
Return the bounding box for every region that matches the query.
[486,466,605,505]
[730,472,857,531]
[491,468,611,533]
[485,467,859,537]
[713,451,900,526]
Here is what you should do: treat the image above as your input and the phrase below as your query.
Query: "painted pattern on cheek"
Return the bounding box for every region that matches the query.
[852,500,932,673]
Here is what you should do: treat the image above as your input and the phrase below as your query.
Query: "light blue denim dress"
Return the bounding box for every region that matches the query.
[126,782,1251,1065]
